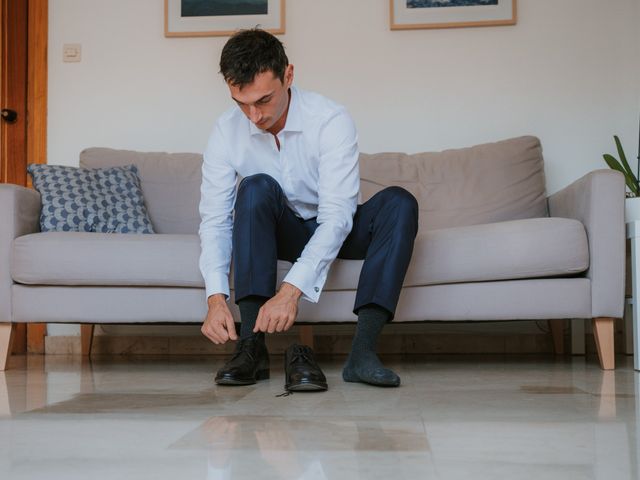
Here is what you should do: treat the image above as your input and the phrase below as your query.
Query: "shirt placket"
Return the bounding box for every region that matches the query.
[279,133,295,203]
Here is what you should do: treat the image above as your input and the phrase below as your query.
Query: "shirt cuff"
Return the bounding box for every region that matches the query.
[204,272,230,301]
[283,261,324,303]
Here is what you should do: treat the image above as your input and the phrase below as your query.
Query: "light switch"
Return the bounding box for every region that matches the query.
[63,44,81,63]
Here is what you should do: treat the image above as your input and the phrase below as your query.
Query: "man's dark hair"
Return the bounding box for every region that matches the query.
[219,28,289,88]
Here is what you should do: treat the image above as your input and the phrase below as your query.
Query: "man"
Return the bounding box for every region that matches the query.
[199,29,418,390]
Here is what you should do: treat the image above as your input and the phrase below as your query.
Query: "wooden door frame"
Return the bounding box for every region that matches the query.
[1,0,48,185]
[1,0,48,353]
[26,0,48,187]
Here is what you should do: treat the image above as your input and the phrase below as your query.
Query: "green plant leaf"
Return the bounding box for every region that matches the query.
[604,154,639,195]
[614,135,637,182]
[603,153,625,173]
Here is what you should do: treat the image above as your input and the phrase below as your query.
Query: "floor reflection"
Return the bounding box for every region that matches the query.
[171,415,432,479]
[0,355,638,480]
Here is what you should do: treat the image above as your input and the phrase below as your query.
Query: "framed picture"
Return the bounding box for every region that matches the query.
[165,0,285,37]
[390,0,517,30]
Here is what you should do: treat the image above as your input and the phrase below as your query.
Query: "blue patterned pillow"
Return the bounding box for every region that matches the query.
[26,164,155,234]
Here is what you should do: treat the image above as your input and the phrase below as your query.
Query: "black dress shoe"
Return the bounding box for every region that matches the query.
[284,344,327,391]
[215,334,269,386]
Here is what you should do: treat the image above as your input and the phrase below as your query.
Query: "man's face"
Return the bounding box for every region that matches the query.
[228,65,293,134]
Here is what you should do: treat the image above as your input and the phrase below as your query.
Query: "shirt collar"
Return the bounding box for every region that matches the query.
[249,85,303,136]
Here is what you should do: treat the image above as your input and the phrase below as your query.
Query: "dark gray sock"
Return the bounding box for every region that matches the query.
[238,296,267,339]
[343,305,400,387]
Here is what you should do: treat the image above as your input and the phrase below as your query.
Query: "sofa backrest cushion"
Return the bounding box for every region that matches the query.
[80,148,203,234]
[81,136,548,235]
[359,136,548,231]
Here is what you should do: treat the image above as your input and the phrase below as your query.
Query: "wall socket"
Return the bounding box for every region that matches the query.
[63,44,82,63]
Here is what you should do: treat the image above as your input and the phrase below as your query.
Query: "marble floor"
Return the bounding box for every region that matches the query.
[0,354,639,480]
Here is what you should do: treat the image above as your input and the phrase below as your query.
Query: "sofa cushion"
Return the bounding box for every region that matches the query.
[315,217,589,290]
[26,163,154,234]
[79,148,203,235]
[12,232,201,287]
[359,136,548,231]
[11,217,588,290]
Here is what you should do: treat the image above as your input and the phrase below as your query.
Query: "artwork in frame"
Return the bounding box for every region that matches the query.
[390,0,517,30]
[165,0,285,37]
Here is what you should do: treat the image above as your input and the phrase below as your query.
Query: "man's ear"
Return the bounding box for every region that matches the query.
[285,64,294,88]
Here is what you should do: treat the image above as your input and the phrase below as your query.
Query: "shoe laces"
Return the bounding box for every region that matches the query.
[230,336,259,362]
[288,344,315,365]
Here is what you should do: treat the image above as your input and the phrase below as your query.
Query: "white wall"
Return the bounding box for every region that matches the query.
[49,0,640,192]
[47,0,640,336]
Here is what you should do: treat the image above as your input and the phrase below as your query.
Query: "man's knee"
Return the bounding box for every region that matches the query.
[238,173,279,193]
[380,186,419,218]
[236,174,281,207]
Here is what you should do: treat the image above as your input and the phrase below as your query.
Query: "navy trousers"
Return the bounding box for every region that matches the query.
[232,174,419,318]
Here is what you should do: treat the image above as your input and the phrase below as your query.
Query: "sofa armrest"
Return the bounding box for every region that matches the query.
[0,184,41,322]
[547,169,625,318]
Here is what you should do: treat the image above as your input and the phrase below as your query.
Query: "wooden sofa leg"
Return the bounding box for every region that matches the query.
[549,319,565,354]
[81,324,94,356]
[0,323,16,371]
[299,325,314,349]
[592,317,615,370]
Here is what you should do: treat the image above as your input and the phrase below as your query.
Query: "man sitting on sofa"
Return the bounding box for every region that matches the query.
[198,29,419,390]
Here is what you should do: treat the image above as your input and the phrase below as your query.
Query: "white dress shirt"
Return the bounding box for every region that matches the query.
[198,86,360,303]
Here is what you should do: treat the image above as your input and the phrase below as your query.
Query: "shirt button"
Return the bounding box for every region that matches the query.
[314,287,319,293]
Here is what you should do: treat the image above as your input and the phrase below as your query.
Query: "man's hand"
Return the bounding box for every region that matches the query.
[254,283,302,334]
[201,294,237,344]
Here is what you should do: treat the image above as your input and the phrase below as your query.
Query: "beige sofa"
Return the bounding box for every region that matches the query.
[0,136,625,370]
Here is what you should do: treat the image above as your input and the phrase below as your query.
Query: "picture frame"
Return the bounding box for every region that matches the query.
[165,0,286,38]
[390,0,517,30]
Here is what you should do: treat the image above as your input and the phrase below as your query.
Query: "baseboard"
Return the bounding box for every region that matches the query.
[42,332,606,356]
[44,335,82,355]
